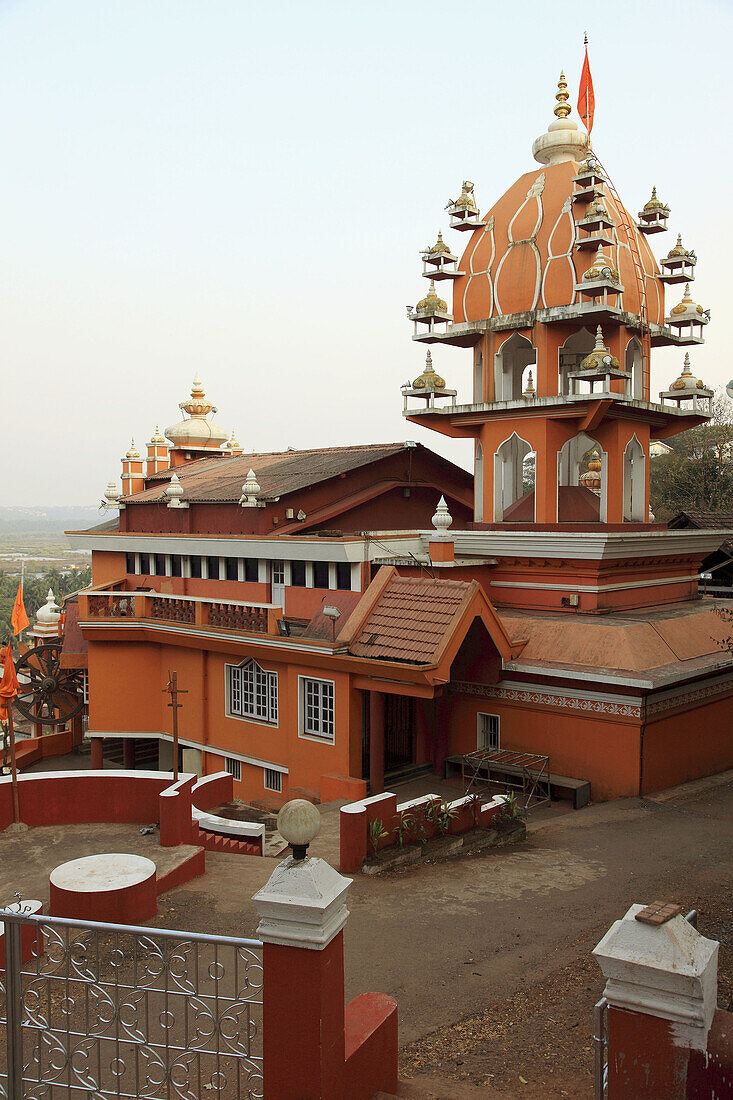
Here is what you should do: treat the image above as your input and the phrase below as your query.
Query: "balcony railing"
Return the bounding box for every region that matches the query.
[79,586,279,637]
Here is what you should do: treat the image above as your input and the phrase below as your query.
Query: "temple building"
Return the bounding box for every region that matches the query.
[68,76,733,807]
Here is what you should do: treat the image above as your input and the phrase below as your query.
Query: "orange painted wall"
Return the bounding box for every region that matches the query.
[91,551,126,586]
[445,693,642,801]
[641,694,733,795]
[87,637,354,804]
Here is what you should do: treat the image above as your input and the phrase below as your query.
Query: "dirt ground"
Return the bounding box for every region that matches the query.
[3,768,732,1099]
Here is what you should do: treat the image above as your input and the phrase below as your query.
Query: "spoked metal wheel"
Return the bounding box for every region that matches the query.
[13,641,85,726]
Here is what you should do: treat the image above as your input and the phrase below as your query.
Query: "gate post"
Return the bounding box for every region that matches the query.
[593,902,718,1099]
[4,918,24,1100]
[253,801,351,1100]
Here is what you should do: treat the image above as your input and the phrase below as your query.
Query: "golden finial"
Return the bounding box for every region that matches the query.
[554,71,571,119]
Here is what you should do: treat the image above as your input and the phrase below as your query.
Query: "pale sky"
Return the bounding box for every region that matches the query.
[1,0,730,506]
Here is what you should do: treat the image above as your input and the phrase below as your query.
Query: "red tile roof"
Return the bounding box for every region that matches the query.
[125,443,466,504]
[349,574,472,664]
[302,592,363,641]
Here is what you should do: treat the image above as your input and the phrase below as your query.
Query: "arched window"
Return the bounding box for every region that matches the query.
[494,332,536,402]
[474,347,484,403]
[558,328,594,395]
[475,441,484,522]
[557,431,607,522]
[623,435,646,521]
[227,659,278,724]
[625,338,643,400]
[494,432,534,520]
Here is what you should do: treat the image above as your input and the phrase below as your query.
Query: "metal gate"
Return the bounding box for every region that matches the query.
[0,906,263,1099]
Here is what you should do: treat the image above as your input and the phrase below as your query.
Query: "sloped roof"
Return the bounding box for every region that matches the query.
[124,442,469,504]
[500,599,733,681]
[302,592,363,641]
[668,512,733,530]
[349,574,473,663]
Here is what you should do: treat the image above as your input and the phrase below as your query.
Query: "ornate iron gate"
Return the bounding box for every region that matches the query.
[0,907,263,1099]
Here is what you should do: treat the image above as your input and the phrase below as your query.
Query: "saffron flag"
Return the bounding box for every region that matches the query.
[578,40,595,135]
[0,647,19,722]
[10,583,29,636]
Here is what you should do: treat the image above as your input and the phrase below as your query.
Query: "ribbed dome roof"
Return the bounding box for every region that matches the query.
[451,161,664,325]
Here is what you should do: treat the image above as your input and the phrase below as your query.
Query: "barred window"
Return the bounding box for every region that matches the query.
[225,756,241,781]
[300,677,335,742]
[228,660,278,725]
[264,768,282,792]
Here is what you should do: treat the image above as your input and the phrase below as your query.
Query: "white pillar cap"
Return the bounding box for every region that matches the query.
[252,856,352,951]
[593,903,718,1050]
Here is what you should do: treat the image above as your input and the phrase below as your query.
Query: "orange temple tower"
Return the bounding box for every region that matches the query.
[404,74,711,530]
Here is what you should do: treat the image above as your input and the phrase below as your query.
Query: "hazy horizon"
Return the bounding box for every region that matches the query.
[1,0,730,506]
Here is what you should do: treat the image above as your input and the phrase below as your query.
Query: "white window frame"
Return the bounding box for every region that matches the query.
[298,676,335,744]
[264,767,282,792]
[225,756,242,781]
[477,712,500,751]
[226,659,278,726]
[82,670,89,705]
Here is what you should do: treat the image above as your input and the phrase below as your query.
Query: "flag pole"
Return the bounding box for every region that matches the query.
[6,703,20,825]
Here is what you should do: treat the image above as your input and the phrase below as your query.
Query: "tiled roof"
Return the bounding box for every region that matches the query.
[668,511,733,530]
[302,592,363,641]
[350,574,471,664]
[126,443,457,504]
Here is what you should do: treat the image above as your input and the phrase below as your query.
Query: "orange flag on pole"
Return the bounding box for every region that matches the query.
[10,582,29,636]
[578,34,595,135]
[0,646,19,721]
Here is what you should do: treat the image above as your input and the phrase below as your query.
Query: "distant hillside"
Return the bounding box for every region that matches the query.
[0,507,99,533]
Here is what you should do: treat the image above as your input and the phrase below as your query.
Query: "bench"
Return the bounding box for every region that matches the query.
[444,755,591,810]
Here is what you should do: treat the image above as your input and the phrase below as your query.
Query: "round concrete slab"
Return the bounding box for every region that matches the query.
[50,853,157,923]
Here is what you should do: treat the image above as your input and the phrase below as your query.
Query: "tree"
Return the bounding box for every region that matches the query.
[650,389,733,521]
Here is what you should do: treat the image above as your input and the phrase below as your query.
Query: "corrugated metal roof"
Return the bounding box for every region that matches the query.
[124,443,424,504]
[350,574,471,663]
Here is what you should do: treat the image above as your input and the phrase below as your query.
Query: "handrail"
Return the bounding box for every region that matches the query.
[0,906,262,949]
[83,589,277,610]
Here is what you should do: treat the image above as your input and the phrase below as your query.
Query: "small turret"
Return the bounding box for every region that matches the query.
[637,186,670,235]
[121,439,145,497]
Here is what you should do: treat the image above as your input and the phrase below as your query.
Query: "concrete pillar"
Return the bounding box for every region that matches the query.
[369,691,384,796]
[122,738,136,770]
[594,903,719,1099]
[253,808,352,1100]
[90,738,103,770]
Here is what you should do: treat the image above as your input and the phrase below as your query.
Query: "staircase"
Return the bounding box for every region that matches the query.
[195,828,261,857]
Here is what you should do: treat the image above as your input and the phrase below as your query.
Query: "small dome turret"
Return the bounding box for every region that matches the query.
[415,280,448,317]
[659,353,713,412]
[667,283,708,326]
[580,326,620,372]
[126,439,140,459]
[165,375,230,453]
[582,245,620,285]
[638,186,670,234]
[660,234,698,285]
[446,181,482,231]
[150,425,166,444]
[670,353,707,393]
[668,233,690,258]
[411,350,445,390]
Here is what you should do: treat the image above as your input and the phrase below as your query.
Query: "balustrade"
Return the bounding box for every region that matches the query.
[208,602,268,633]
[150,597,195,624]
[83,591,271,635]
[86,593,135,618]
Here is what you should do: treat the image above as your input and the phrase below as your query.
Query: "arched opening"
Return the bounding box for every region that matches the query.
[493,432,535,521]
[625,338,643,400]
[474,346,484,403]
[557,432,607,522]
[494,332,536,402]
[623,434,646,521]
[474,441,484,522]
[558,328,594,396]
